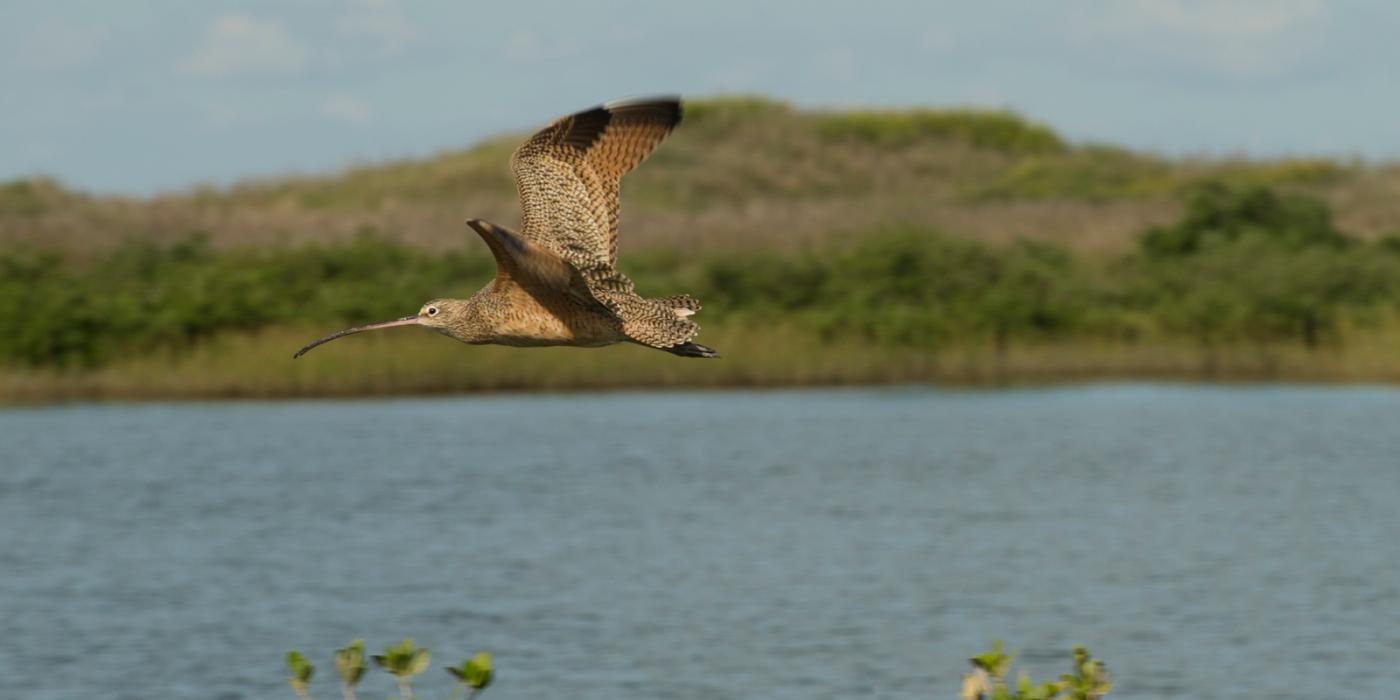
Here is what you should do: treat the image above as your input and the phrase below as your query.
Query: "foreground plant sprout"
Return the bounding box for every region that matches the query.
[960,641,1110,700]
[373,638,430,700]
[286,639,493,700]
[334,639,366,700]
[288,638,1105,698]
[445,651,494,700]
[285,651,314,700]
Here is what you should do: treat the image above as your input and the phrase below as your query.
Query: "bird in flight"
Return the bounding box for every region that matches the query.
[294,96,717,360]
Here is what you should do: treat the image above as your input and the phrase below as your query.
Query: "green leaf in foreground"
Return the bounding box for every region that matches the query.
[286,650,314,698]
[446,651,494,692]
[1060,645,1111,700]
[969,639,1013,678]
[334,639,366,687]
[372,638,430,679]
[961,642,1109,700]
[1017,672,1062,700]
[374,638,429,700]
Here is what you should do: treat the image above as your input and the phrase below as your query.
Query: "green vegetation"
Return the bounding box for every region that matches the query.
[0,233,490,367]
[961,642,1110,700]
[288,639,1102,700]
[6,96,1399,258]
[970,146,1175,201]
[445,653,495,699]
[287,639,492,700]
[335,640,368,695]
[0,178,63,218]
[3,182,1399,387]
[681,94,794,127]
[3,96,1400,399]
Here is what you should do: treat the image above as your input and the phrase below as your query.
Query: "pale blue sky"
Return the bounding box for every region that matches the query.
[3,1,1395,194]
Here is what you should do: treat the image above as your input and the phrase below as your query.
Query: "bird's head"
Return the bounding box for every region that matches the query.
[292,298,473,358]
[416,298,470,330]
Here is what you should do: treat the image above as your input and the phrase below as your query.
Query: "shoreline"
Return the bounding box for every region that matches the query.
[5,326,1399,404]
[6,376,1400,407]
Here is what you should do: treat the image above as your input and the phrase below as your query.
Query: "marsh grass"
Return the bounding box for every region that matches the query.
[5,321,1400,402]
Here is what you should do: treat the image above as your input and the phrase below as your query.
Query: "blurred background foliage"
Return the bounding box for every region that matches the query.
[3,178,1400,369]
[4,98,1400,392]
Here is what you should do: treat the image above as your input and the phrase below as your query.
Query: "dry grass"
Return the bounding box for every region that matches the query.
[6,322,1400,403]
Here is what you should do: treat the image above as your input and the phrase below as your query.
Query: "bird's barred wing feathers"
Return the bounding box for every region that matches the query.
[510,97,681,293]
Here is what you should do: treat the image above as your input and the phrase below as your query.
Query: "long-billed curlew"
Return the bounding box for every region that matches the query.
[294,97,718,360]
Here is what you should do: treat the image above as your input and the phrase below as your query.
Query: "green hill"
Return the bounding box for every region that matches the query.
[5,96,1398,255]
[5,97,1400,400]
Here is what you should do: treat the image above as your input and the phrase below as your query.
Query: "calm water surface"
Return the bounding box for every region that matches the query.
[1,385,1398,699]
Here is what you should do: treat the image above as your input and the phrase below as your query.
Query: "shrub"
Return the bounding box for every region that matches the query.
[0,232,492,367]
[1141,181,1348,258]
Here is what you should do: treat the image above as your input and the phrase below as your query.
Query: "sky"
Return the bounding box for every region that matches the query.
[3,0,1396,195]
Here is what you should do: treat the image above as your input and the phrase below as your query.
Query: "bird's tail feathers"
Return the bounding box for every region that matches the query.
[656,294,702,316]
[609,294,716,357]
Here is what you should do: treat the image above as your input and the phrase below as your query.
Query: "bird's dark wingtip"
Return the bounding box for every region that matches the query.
[601,95,683,129]
[665,342,720,359]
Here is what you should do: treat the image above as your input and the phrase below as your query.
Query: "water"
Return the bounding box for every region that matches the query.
[1,385,1398,700]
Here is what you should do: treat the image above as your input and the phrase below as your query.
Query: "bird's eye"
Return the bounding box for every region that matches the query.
[427,306,439,317]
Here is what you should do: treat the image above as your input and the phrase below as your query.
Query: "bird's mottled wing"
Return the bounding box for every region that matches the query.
[511,97,681,292]
[467,219,612,313]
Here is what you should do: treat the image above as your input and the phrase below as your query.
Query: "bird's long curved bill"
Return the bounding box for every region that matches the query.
[293,315,419,358]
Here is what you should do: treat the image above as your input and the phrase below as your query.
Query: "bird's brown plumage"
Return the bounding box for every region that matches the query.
[512,97,681,281]
[506,97,703,349]
[292,96,718,361]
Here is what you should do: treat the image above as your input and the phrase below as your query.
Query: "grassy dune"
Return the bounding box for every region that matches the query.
[5,97,1400,401]
[6,96,1400,256]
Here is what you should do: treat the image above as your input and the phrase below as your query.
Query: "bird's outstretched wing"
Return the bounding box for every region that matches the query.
[466,219,612,312]
[511,97,681,294]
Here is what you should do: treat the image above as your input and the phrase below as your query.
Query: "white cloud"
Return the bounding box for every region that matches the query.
[336,0,417,55]
[321,94,374,126]
[178,14,308,77]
